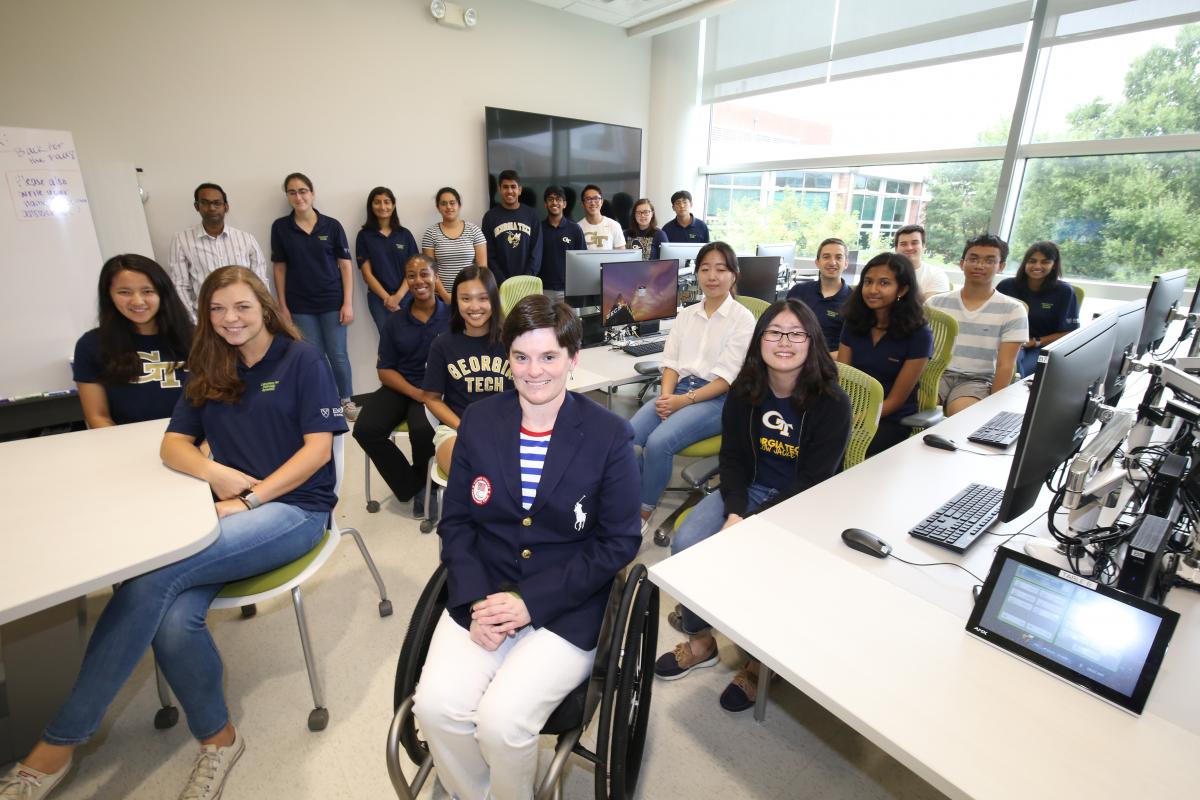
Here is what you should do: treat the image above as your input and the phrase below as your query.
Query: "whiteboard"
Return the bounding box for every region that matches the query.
[0,126,104,399]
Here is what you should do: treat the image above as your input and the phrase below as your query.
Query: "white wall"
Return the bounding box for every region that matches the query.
[645,22,708,221]
[0,0,652,391]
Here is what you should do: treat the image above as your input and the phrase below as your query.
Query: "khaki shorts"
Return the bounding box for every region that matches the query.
[938,373,991,406]
[432,424,457,451]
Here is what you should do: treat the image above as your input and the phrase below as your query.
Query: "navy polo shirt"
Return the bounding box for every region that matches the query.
[167,337,347,512]
[540,217,587,291]
[355,226,418,296]
[839,324,934,421]
[787,279,852,349]
[995,278,1080,340]
[377,295,450,385]
[661,215,710,244]
[270,211,352,315]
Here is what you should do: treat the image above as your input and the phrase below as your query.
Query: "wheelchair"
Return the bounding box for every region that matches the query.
[386,563,659,800]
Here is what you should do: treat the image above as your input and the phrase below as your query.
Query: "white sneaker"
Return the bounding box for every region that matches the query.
[0,760,72,800]
[178,734,245,800]
[341,398,361,422]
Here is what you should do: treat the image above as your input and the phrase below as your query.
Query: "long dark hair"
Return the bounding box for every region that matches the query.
[842,252,926,337]
[186,267,300,404]
[1014,241,1062,291]
[731,299,839,412]
[450,265,502,342]
[96,254,193,384]
[362,186,401,232]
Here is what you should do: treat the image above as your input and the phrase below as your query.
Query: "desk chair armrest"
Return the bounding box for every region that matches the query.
[899,409,944,429]
[634,360,662,376]
[680,456,719,489]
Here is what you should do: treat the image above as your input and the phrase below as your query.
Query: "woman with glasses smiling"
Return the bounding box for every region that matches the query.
[624,198,668,260]
[653,299,851,712]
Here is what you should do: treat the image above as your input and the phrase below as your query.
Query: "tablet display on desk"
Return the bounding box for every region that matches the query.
[966,547,1178,714]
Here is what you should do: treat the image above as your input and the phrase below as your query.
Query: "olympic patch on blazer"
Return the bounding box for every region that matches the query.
[471,475,492,506]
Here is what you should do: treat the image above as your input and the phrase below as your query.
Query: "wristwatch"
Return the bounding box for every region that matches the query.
[686,389,697,403]
[240,490,262,510]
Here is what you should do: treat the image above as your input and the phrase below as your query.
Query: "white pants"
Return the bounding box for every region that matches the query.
[413,611,595,800]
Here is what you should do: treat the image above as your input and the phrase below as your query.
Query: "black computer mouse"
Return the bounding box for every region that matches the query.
[841,528,892,558]
[923,433,958,451]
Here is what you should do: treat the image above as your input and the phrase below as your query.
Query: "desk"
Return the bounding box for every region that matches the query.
[571,344,654,395]
[649,383,1200,800]
[0,419,219,762]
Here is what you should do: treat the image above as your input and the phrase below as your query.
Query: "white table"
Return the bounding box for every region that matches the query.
[0,419,219,626]
[572,344,656,395]
[649,382,1200,800]
[0,419,219,763]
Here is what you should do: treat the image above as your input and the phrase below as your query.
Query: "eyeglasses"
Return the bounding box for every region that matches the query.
[285,188,312,197]
[582,195,602,204]
[763,329,809,343]
[964,255,1001,266]
[196,199,226,207]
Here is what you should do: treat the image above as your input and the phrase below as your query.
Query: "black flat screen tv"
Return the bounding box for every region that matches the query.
[485,107,643,229]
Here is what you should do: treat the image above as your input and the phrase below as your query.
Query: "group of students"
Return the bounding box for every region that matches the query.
[1,210,1082,798]
[164,174,711,427]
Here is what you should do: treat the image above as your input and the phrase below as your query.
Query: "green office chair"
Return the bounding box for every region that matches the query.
[1071,282,1085,311]
[900,307,958,432]
[153,435,391,733]
[736,295,770,319]
[835,362,883,470]
[500,275,543,316]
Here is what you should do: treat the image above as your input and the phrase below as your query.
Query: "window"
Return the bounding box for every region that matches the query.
[1010,152,1200,284]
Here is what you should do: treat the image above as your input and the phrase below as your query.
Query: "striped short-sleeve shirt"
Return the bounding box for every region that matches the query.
[927,290,1028,380]
[518,427,552,510]
[421,222,486,292]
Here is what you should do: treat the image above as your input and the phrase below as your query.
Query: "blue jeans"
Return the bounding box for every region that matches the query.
[43,503,326,743]
[1017,345,1040,378]
[366,294,394,337]
[293,311,353,399]
[630,377,724,512]
[672,483,778,635]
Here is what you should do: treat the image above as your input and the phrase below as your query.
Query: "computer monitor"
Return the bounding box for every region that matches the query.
[600,259,678,328]
[660,242,706,273]
[1104,299,1146,405]
[997,313,1118,523]
[1136,268,1188,356]
[756,243,796,271]
[564,249,641,302]
[736,256,784,303]
[1178,273,1200,342]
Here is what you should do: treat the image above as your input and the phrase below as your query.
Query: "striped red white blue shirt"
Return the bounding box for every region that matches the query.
[518,427,552,510]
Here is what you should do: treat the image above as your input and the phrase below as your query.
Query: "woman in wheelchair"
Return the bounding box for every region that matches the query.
[413,295,641,800]
[0,267,347,800]
[654,300,851,711]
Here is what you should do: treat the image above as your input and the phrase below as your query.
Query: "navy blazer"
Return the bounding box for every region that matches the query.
[439,389,641,650]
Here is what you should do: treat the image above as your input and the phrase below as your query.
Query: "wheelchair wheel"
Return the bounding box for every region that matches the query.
[393,564,448,766]
[593,564,658,800]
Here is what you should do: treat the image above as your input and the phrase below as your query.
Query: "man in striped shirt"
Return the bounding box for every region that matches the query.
[167,183,268,321]
[927,233,1028,416]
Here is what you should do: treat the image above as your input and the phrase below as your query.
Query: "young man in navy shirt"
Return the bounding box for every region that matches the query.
[539,185,586,304]
[787,237,852,353]
[481,169,542,284]
[661,190,710,244]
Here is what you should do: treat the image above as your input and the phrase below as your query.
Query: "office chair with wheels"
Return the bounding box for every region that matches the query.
[900,307,958,433]
[500,275,543,316]
[153,435,391,733]
[386,563,658,800]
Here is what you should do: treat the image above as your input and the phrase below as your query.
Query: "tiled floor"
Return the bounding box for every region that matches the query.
[15,388,947,799]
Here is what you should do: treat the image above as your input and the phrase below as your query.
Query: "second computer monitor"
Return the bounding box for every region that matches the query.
[756,243,796,271]
[1105,299,1146,405]
[997,312,1117,523]
[564,249,641,301]
[601,259,678,328]
[660,242,707,272]
[1137,268,1188,356]
[736,256,784,303]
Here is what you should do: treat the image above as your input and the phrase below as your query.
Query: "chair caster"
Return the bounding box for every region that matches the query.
[154,705,179,730]
[419,519,436,534]
[653,527,671,547]
[240,604,257,618]
[308,707,329,732]
[379,599,393,617]
[366,500,381,513]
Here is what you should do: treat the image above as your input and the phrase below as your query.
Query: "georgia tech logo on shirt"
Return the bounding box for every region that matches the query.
[762,410,793,438]
[260,380,279,392]
[446,354,511,392]
[505,231,522,249]
[395,243,407,251]
[561,236,572,245]
[134,351,183,389]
